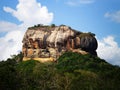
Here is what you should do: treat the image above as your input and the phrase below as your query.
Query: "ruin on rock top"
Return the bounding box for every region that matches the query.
[22,24,98,62]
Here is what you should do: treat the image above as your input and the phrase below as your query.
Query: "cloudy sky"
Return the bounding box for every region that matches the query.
[0,0,120,65]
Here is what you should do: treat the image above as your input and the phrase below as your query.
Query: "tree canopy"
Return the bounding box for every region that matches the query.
[0,52,120,90]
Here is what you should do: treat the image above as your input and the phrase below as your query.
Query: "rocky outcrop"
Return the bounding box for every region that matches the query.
[22,25,98,61]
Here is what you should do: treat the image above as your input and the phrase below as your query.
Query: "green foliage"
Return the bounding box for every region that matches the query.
[51,24,56,27]
[79,32,95,37]
[56,52,108,73]
[0,58,20,90]
[28,24,50,30]
[56,52,120,89]
[0,52,120,90]
[16,60,39,90]
[11,52,23,62]
[17,60,36,74]
[88,32,95,36]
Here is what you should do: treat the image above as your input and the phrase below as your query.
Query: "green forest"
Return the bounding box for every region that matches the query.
[0,52,120,90]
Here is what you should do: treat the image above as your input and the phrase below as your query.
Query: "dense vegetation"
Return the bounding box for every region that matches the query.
[0,52,120,90]
[28,24,56,29]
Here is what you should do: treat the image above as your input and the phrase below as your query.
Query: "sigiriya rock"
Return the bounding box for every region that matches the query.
[22,24,98,62]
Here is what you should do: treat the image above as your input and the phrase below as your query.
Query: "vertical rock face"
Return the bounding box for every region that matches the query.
[79,33,98,55]
[22,25,98,61]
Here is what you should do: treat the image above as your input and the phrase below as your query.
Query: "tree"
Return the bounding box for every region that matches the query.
[0,58,20,90]
[51,24,56,27]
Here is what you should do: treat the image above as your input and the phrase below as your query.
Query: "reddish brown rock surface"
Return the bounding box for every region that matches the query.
[22,25,98,61]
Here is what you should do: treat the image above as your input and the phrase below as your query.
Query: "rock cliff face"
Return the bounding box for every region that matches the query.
[22,25,98,61]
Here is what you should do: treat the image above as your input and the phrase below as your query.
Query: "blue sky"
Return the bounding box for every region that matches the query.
[0,0,120,65]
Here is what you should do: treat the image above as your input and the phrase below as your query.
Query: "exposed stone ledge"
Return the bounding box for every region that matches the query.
[23,57,55,63]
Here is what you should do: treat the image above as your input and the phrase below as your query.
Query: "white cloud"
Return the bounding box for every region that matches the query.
[3,0,53,26]
[0,21,26,60]
[0,29,24,60]
[105,10,120,23]
[67,0,95,6]
[97,36,120,66]
[0,0,53,60]
[0,21,19,32]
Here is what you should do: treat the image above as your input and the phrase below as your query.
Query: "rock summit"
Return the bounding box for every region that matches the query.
[22,24,98,62]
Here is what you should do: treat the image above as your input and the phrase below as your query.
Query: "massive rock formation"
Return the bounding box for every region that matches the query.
[22,25,98,61]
